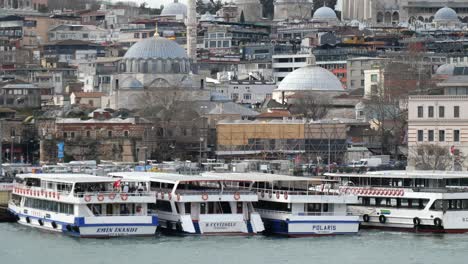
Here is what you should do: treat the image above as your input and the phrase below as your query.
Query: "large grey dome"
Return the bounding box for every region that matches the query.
[277,65,344,92]
[161,0,187,17]
[124,37,188,59]
[434,7,459,22]
[436,63,455,75]
[312,6,338,21]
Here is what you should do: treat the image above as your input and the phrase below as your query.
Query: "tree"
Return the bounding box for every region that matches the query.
[289,94,331,121]
[411,144,456,171]
[240,10,245,24]
[196,0,206,14]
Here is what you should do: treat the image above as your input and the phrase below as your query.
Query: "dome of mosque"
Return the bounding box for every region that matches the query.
[161,0,187,17]
[124,37,188,60]
[277,65,344,92]
[434,7,459,23]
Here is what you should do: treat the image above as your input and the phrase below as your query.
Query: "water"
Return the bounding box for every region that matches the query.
[0,223,466,264]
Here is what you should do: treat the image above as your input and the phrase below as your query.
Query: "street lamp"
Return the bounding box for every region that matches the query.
[11,136,14,163]
[199,137,204,168]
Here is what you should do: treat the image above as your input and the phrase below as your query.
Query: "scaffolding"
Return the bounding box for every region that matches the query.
[216,119,348,163]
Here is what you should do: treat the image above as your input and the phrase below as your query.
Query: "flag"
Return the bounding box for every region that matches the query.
[113,179,121,188]
[450,146,455,156]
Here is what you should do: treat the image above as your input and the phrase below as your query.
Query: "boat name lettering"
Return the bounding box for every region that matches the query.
[312,225,336,231]
[96,227,139,233]
[205,222,237,228]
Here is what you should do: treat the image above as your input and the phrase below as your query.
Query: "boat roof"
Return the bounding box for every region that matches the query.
[18,173,122,184]
[326,170,468,180]
[202,172,335,183]
[108,172,255,184]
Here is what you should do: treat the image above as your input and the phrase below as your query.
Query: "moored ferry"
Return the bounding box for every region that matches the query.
[326,170,468,233]
[205,172,359,237]
[8,173,158,238]
[109,172,265,235]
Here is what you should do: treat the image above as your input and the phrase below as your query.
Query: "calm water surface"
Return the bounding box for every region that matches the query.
[0,223,466,264]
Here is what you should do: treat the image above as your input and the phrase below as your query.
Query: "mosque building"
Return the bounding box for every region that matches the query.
[342,0,468,25]
[273,52,346,103]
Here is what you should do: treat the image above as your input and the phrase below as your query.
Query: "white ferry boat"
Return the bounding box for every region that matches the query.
[326,170,468,233]
[204,172,360,237]
[109,172,265,235]
[8,173,158,238]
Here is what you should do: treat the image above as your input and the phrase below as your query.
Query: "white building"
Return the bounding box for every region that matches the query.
[215,81,276,104]
[272,53,311,83]
[48,25,109,44]
[408,95,468,170]
[363,67,384,98]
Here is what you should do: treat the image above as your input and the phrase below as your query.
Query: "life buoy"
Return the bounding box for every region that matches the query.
[168,193,172,200]
[379,215,386,224]
[276,192,280,199]
[363,214,370,222]
[261,191,265,198]
[84,195,91,202]
[202,193,209,201]
[52,192,56,199]
[97,194,105,201]
[161,192,165,199]
[413,217,421,226]
[108,193,116,200]
[57,193,60,200]
[176,193,181,201]
[399,190,404,196]
[284,192,288,199]
[434,218,443,228]
[268,192,272,198]
[234,192,241,200]
[120,193,128,201]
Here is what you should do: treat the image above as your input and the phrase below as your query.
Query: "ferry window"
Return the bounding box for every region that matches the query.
[256,201,290,212]
[430,199,444,211]
[236,202,243,214]
[150,200,172,212]
[200,203,206,214]
[428,106,434,117]
[306,203,322,212]
[184,202,191,214]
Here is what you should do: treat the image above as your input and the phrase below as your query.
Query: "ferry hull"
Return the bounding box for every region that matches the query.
[10,209,158,238]
[262,217,360,237]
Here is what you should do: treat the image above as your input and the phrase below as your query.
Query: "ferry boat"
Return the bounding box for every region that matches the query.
[109,172,265,235]
[326,170,468,233]
[8,173,158,238]
[204,172,360,237]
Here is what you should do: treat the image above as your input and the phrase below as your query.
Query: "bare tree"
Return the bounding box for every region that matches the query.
[411,144,454,171]
[290,94,331,121]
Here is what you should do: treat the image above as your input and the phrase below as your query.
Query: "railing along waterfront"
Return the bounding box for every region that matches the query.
[256,209,353,216]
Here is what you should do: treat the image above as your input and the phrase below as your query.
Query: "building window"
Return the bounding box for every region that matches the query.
[454,106,460,118]
[417,106,423,118]
[63,132,68,138]
[439,106,445,118]
[454,130,460,142]
[371,74,378,82]
[108,131,112,138]
[439,130,445,142]
[428,106,434,118]
[124,131,129,137]
[86,131,91,138]
[243,93,251,100]
[70,132,75,138]
[417,130,423,142]
[428,130,434,142]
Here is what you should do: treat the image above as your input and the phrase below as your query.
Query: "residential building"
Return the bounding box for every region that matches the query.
[347,57,387,91]
[408,95,468,170]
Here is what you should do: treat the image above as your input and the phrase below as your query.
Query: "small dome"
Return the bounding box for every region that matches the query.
[121,78,143,89]
[434,7,459,22]
[436,63,455,75]
[313,6,338,21]
[161,0,187,17]
[124,37,188,59]
[277,65,344,92]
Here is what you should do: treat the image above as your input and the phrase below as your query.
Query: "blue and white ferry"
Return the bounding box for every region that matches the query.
[8,173,158,238]
[205,172,360,237]
[109,172,265,235]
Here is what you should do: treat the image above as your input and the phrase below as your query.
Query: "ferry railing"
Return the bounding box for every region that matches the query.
[73,190,155,197]
[251,188,342,196]
[150,188,255,196]
[256,209,353,216]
